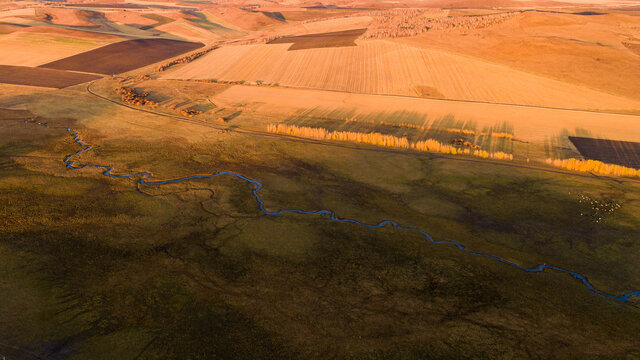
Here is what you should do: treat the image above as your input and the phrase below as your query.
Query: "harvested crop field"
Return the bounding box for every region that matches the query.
[0,32,111,67]
[18,25,122,40]
[153,21,212,41]
[204,8,283,31]
[104,11,158,27]
[569,136,640,168]
[297,16,373,34]
[624,42,640,56]
[211,85,640,143]
[0,22,25,34]
[163,40,640,111]
[36,8,97,27]
[268,28,367,50]
[39,39,204,75]
[139,14,175,29]
[0,65,101,88]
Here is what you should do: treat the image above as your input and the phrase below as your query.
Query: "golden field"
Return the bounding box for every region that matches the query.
[162,39,640,111]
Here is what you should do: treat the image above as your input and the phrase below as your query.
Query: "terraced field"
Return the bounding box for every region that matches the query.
[162,39,640,111]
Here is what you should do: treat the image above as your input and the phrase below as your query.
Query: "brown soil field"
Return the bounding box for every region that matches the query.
[569,136,640,169]
[39,39,205,75]
[296,16,373,34]
[395,10,640,101]
[0,65,101,88]
[163,40,640,111]
[269,28,367,50]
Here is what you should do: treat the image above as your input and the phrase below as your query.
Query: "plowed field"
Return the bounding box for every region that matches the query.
[569,137,640,168]
[39,39,204,75]
[0,65,101,88]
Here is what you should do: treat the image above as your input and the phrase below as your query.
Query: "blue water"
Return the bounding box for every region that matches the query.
[26,120,640,303]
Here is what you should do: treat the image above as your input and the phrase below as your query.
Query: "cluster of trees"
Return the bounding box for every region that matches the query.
[114,87,203,117]
[267,124,513,160]
[546,158,640,178]
[115,87,156,106]
[155,46,218,73]
[362,9,518,39]
[180,109,202,117]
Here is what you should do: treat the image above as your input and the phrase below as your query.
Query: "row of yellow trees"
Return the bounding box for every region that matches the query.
[268,124,513,160]
[546,158,640,178]
[376,121,514,139]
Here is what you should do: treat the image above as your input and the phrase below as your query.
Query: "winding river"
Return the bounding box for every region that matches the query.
[25,119,640,303]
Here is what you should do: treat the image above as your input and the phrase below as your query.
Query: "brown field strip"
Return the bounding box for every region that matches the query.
[0,65,101,88]
[569,137,640,169]
[39,39,204,75]
[268,28,367,50]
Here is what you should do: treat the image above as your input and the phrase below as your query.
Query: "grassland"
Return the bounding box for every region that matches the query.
[2,2,640,358]
[1,77,640,358]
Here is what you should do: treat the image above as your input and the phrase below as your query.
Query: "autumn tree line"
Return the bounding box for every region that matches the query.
[268,124,513,160]
[546,158,640,178]
[154,45,219,73]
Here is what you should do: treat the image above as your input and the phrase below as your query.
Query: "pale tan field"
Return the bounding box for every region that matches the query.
[203,7,281,31]
[35,8,96,27]
[397,11,640,100]
[154,21,213,41]
[0,32,114,66]
[0,8,38,25]
[162,39,640,111]
[210,85,640,143]
[297,15,373,34]
[104,11,158,26]
[18,26,122,41]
